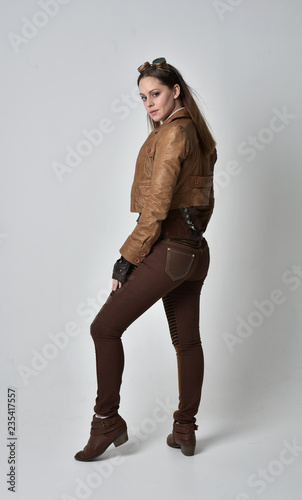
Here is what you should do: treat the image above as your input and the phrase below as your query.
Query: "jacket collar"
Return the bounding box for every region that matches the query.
[159,107,191,129]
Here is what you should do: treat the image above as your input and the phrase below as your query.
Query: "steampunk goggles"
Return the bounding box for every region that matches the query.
[138,57,170,73]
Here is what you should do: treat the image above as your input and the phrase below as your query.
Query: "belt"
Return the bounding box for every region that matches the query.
[162,237,206,249]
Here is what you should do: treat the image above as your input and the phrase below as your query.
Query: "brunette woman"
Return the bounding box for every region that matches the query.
[75,57,217,460]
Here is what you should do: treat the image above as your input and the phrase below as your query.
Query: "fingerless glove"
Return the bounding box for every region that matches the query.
[112,256,134,284]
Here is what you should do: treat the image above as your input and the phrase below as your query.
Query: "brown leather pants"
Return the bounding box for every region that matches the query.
[90,237,210,424]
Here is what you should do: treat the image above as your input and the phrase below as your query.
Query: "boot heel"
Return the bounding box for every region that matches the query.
[181,444,195,456]
[114,430,128,447]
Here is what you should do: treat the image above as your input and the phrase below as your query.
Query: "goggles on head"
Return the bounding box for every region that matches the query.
[138,57,170,73]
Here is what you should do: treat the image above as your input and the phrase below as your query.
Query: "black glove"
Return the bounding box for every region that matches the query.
[112,256,134,284]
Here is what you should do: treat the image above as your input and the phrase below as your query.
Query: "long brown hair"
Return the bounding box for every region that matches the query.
[137,62,216,157]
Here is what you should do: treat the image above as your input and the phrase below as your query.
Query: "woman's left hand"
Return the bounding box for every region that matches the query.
[112,279,122,291]
[112,256,133,288]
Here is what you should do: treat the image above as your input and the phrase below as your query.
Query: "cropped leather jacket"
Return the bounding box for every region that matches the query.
[120,108,217,265]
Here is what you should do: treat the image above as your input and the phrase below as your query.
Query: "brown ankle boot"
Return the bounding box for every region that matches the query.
[74,414,128,461]
[167,421,198,456]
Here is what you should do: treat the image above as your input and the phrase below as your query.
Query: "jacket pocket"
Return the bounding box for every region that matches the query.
[170,175,213,209]
[165,247,195,281]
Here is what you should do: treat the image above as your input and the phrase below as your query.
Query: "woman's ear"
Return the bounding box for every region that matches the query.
[173,84,181,99]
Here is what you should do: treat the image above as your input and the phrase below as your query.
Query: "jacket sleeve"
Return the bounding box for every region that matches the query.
[119,124,190,265]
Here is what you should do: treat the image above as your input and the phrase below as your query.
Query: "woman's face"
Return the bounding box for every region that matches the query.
[139,76,181,123]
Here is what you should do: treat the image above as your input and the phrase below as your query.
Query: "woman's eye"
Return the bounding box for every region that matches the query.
[152,92,159,97]
[141,96,146,101]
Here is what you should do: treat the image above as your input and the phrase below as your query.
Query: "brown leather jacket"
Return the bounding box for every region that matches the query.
[120,108,217,265]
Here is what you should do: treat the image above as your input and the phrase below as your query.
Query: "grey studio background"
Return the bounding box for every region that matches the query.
[1,0,302,499]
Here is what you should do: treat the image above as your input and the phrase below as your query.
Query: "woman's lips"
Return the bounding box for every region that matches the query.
[150,110,158,116]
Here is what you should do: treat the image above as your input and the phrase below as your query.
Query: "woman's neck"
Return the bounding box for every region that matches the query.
[161,106,185,124]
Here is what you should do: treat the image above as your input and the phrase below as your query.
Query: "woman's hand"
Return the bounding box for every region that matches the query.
[112,256,133,291]
[112,279,122,291]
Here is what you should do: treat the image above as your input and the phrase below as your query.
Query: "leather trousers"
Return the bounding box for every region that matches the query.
[90,237,210,424]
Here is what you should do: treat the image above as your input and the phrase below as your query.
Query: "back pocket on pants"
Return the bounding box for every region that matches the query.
[165,247,195,281]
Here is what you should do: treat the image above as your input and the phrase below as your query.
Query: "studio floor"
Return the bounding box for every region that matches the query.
[13,403,302,500]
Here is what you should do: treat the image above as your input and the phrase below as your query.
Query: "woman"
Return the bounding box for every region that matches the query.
[75,57,217,460]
